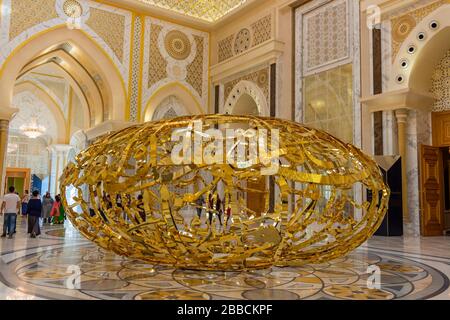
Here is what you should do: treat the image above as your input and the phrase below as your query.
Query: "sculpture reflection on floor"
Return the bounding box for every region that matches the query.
[60,115,389,270]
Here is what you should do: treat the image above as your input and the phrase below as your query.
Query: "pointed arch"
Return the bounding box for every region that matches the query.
[224,80,269,116]
[13,81,67,144]
[143,82,204,122]
[0,27,126,123]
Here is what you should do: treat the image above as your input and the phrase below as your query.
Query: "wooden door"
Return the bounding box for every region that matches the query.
[420,145,445,236]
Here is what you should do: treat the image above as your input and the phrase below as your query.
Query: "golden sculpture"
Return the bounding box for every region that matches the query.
[60,115,389,270]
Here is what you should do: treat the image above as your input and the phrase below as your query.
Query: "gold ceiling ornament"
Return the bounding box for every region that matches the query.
[63,0,83,18]
[164,30,191,61]
[136,0,249,23]
[392,15,416,43]
[60,115,389,270]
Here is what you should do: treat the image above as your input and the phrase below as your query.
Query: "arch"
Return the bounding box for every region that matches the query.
[13,81,67,144]
[224,80,269,116]
[390,4,450,92]
[143,82,204,122]
[0,27,126,123]
[19,57,96,126]
[152,95,189,121]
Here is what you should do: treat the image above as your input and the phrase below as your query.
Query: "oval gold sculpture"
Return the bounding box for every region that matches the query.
[61,115,389,270]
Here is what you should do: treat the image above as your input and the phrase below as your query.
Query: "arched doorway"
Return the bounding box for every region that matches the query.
[225,83,269,217]
[395,7,450,236]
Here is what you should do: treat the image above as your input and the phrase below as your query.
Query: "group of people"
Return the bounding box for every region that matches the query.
[1,186,65,239]
[195,192,232,226]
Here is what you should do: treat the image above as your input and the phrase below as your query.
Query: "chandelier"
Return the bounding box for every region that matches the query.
[20,116,46,139]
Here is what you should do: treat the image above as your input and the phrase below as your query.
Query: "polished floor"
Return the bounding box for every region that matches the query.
[0,216,449,300]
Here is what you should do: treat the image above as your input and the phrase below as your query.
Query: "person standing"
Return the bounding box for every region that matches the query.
[195,196,204,219]
[41,192,54,224]
[50,195,61,225]
[26,190,42,238]
[207,193,214,225]
[215,195,223,226]
[1,186,21,239]
[21,190,30,216]
[57,195,65,225]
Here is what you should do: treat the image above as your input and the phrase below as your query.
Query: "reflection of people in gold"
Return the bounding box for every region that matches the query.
[207,193,214,225]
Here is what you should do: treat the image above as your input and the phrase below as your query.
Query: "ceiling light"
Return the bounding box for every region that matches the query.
[20,116,46,139]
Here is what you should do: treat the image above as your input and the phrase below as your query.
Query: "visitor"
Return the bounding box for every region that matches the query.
[215,195,223,226]
[207,193,214,225]
[225,206,232,226]
[26,190,42,238]
[21,190,30,216]
[56,194,65,225]
[50,195,61,225]
[136,194,146,223]
[1,186,21,239]
[41,192,54,224]
[195,195,204,219]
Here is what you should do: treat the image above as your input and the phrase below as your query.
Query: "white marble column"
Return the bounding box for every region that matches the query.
[48,144,73,197]
[395,108,409,223]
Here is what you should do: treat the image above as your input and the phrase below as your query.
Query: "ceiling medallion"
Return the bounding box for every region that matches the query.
[63,0,83,18]
[164,30,191,60]
[392,15,416,42]
[234,28,251,55]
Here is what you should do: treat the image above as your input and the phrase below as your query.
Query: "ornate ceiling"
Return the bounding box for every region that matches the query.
[135,0,250,22]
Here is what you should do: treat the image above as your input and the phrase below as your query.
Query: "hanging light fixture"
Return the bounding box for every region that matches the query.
[20,115,46,139]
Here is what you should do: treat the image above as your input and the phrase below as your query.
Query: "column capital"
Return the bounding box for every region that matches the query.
[395,108,409,124]
[0,107,19,121]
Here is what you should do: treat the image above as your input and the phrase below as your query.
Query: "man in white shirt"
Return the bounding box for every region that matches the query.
[1,186,21,239]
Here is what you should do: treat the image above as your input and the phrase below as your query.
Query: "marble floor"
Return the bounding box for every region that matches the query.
[0,216,449,300]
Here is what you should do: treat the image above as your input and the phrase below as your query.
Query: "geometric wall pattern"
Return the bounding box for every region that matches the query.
[129,16,143,122]
[218,14,272,63]
[142,17,209,116]
[431,49,450,112]
[302,0,349,74]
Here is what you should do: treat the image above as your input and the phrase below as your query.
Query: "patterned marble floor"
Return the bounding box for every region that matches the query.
[0,216,449,300]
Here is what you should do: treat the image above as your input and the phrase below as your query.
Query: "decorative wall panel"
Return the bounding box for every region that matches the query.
[217,14,272,63]
[218,35,234,63]
[147,24,168,88]
[86,8,126,62]
[129,16,143,122]
[142,17,209,117]
[251,14,272,47]
[8,0,58,40]
[302,0,349,75]
[431,49,450,112]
